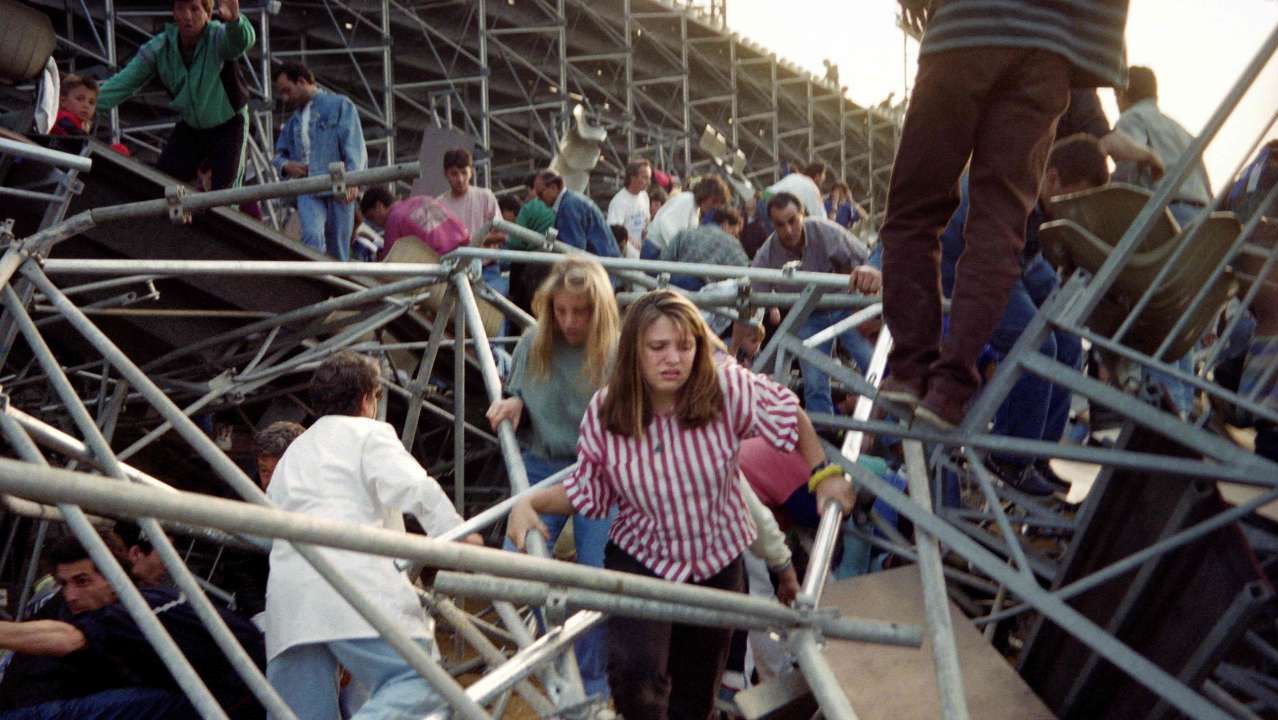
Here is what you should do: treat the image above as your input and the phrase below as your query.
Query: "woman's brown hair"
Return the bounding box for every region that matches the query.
[600,290,724,437]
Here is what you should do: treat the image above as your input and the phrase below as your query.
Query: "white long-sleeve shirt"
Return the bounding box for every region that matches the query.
[645,191,700,253]
[264,415,463,660]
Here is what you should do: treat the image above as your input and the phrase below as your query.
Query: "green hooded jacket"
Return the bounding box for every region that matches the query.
[98,16,255,130]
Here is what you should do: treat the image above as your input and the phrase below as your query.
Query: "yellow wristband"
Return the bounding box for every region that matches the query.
[807,463,844,493]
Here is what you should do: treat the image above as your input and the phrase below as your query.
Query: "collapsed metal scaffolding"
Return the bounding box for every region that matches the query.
[31,0,902,225]
[1,7,1277,720]
[3,63,1278,714]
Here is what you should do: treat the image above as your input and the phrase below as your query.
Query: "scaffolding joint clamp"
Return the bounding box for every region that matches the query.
[542,227,560,252]
[656,272,671,289]
[545,587,570,626]
[165,185,192,225]
[328,161,348,197]
[735,277,753,314]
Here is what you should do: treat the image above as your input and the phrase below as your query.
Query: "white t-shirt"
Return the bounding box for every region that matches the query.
[767,173,827,221]
[607,187,650,252]
[264,415,464,660]
[437,186,500,245]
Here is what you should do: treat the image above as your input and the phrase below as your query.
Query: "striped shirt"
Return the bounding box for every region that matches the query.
[563,358,801,582]
[921,0,1129,88]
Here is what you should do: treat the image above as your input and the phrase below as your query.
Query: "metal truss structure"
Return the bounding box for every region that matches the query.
[3,85,1278,717]
[1,7,1278,720]
[30,0,902,224]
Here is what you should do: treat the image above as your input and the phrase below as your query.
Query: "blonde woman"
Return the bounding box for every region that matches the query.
[487,255,620,697]
[509,290,852,719]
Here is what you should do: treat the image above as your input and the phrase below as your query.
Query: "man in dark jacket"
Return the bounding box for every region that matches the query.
[0,534,265,719]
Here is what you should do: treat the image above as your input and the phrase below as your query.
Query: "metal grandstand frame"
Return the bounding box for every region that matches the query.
[36,0,901,225]
[2,93,1278,717]
[2,6,1278,720]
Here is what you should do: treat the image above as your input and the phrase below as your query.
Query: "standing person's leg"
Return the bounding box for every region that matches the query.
[990,280,1053,459]
[797,310,837,416]
[296,195,329,254]
[330,638,443,719]
[666,556,745,720]
[156,121,205,185]
[605,543,675,718]
[742,552,790,681]
[326,196,356,262]
[879,49,996,394]
[925,49,1071,425]
[571,506,617,699]
[203,113,248,190]
[836,319,876,375]
[1044,328,1083,443]
[1022,253,1080,444]
[266,642,341,720]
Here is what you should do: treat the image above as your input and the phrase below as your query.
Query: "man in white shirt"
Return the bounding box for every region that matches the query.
[766,161,828,221]
[436,148,499,245]
[643,175,730,259]
[264,352,482,720]
[607,159,652,257]
[1113,65,1212,227]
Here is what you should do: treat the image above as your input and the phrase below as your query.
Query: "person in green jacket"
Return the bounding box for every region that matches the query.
[97,0,254,189]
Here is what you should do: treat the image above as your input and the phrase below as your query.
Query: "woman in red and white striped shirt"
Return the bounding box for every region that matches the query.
[509,289,852,719]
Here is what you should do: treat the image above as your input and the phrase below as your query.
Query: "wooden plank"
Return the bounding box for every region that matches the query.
[820,566,1055,720]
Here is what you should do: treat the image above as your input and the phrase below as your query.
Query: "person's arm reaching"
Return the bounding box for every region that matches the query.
[215,1,256,62]
[96,39,161,112]
[507,484,575,551]
[337,98,367,202]
[739,477,798,603]
[849,265,882,295]
[486,397,524,431]
[0,620,86,656]
[1099,130,1165,181]
[795,409,854,515]
[363,425,482,544]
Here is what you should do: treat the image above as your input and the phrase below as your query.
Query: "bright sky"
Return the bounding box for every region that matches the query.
[725,0,1278,190]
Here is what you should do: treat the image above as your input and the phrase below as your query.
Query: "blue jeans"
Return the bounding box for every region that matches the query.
[797,309,876,416]
[503,453,614,698]
[640,239,662,261]
[267,638,443,720]
[297,194,355,261]
[987,256,1082,464]
[0,687,193,720]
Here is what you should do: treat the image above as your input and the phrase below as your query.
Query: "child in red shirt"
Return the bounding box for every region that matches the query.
[49,74,97,137]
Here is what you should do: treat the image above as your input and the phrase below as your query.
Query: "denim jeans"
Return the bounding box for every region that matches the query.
[297,194,355,261]
[502,453,614,698]
[796,309,876,416]
[267,637,443,720]
[987,255,1082,464]
[0,687,192,720]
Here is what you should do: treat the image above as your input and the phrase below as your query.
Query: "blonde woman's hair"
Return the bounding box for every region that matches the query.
[528,256,619,389]
[601,290,724,438]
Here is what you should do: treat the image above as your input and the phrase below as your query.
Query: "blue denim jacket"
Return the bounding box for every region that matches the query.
[553,190,621,258]
[273,91,366,194]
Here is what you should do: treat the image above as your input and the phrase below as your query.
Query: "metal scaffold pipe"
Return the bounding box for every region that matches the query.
[0,457,922,648]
